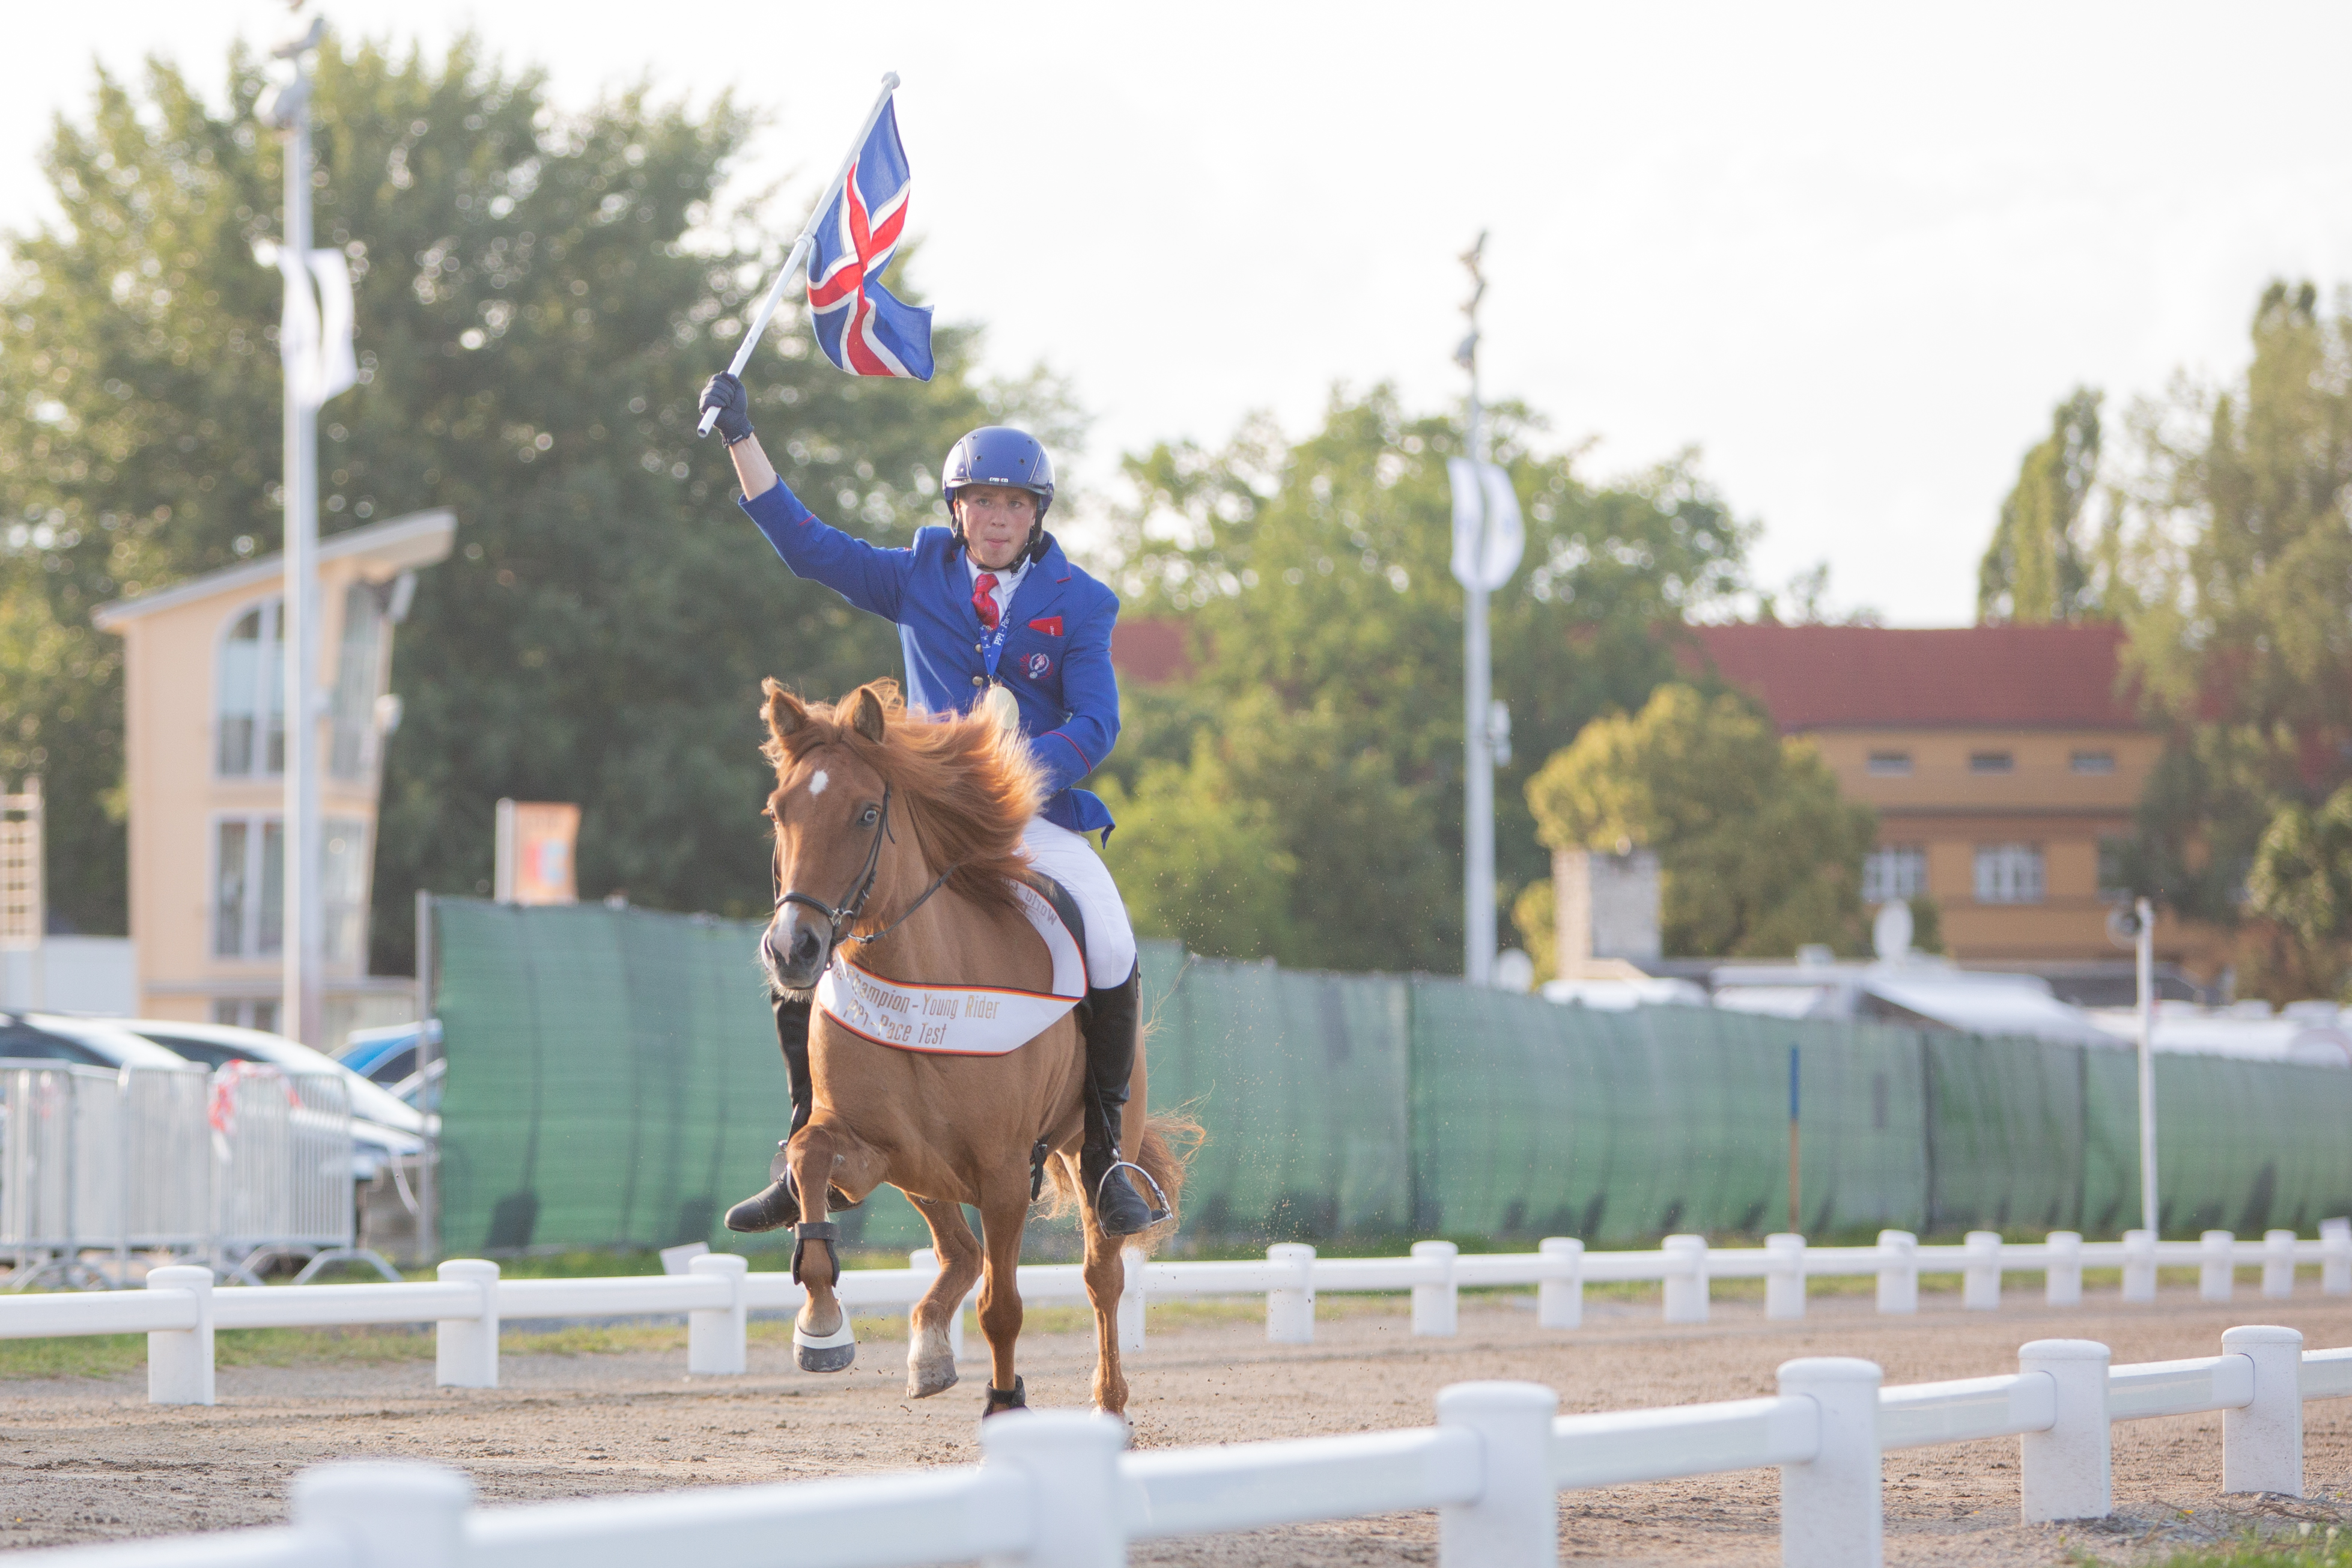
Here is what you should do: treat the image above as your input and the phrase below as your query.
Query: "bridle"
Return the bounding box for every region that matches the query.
[771,782,954,968]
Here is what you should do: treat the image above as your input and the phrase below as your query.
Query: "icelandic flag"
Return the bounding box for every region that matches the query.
[805,99,935,381]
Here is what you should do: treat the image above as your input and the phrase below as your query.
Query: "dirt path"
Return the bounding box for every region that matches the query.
[0,1286,2345,1564]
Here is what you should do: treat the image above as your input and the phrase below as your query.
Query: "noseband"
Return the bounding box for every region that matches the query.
[773,782,955,967]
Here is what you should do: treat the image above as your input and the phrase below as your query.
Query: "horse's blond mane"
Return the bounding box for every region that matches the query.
[761,679,1043,914]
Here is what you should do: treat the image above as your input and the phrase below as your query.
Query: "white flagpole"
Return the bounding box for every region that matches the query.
[697,72,901,437]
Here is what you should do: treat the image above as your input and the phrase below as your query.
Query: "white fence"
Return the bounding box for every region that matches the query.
[0,1220,2344,1403]
[12,1326,2351,1568]
[0,1063,352,1287]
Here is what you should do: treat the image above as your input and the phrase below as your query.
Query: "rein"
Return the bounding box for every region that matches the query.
[773,781,956,962]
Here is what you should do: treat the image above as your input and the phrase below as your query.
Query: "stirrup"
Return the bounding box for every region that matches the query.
[1094,1158,1171,1226]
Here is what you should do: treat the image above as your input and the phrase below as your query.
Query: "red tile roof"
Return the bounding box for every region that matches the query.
[1686,622,2142,732]
[1111,617,1193,685]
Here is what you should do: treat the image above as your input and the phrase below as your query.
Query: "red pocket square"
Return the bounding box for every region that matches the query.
[1027,616,1064,637]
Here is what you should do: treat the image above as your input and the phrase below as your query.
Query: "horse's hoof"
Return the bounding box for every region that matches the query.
[980,1375,1027,1418]
[793,1315,856,1373]
[907,1355,958,1399]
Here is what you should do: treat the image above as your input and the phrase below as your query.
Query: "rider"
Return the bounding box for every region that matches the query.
[697,371,1161,1238]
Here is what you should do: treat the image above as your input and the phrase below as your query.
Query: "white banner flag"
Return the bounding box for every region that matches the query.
[1447,457,1524,591]
[272,246,357,409]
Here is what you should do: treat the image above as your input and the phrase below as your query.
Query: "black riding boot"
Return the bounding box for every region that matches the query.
[1078,963,1164,1238]
[725,994,816,1233]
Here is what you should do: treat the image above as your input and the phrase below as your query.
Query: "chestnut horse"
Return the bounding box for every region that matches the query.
[753,677,1194,1415]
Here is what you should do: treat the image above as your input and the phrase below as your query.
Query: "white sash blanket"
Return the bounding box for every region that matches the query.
[814,882,1086,1056]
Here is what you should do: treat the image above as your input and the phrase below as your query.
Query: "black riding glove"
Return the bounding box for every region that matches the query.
[699,372,755,446]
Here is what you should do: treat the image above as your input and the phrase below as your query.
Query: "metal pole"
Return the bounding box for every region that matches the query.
[279,53,323,1047]
[2135,895,2157,1237]
[1459,239,1494,986]
[414,889,437,1263]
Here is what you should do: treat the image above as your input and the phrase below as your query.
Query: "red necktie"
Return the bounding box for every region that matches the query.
[973,572,1000,631]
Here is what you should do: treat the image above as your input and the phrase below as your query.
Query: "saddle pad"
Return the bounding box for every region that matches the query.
[814,881,1084,1056]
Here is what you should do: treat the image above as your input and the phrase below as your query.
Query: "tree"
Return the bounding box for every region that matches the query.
[0,40,1014,962]
[1979,387,2103,624]
[1092,728,1293,961]
[2098,281,2352,943]
[1523,684,1877,959]
[2244,783,2352,1001]
[1099,386,1756,971]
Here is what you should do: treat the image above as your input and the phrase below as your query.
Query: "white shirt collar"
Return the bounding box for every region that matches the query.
[966,551,1030,594]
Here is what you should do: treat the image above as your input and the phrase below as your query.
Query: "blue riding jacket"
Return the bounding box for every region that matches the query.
[740,479,1119,836]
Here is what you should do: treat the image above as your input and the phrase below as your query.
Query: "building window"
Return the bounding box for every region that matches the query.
[213,998,280,1034]
[1866,751,1913,777]
[1974,843,2045,904]
[213,815,365,962]
[322,818,371,965]
[214,818,285,957]
[2071,750,2116,774]
[330,582,388,780]
[1969,751,2014,774]
[1862,844,1927,904]
[216,600,286,777]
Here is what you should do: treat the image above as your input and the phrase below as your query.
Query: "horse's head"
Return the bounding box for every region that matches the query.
[758,678,897,991]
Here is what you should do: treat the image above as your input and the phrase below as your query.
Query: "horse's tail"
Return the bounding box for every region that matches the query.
[1044,1108,1205,1256]
[1130,1105,1205,1251]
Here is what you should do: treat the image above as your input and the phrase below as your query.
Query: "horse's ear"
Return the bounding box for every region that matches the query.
[847,684,889,743]
[762,678,809,744]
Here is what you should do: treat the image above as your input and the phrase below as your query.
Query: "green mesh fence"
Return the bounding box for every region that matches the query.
[431,898,2352,1255]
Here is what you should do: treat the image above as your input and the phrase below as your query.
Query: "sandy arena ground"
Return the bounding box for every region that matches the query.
[0,1284,2345,1564]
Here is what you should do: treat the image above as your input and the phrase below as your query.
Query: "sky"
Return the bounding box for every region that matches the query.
[5,1,2350,625]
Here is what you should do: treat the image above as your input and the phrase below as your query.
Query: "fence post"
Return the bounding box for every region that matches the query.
[436,1258,499,1389]
[1776,1357,1882,1568]
[1537,1237,1583,1329]
[2045,1231,2083,1308]
[979,1410,1127,1568]
[687,1253,748,1375]
[1118,1245,1146,1354]
[292,1461,473,1568]
[2017,1339,2111,1522]
[2261,1230,2297,1300]
[1963,1231,2002,1311]
[1765,1233,1807,1321]
[1435,1381,1560,1568]
[2200,1230,2235,1303]
[2324,1218,2352,1297]
[145,1264,214,1406]
[2121,1229,2157,1304]
[1662,1234,1709,1325]
[1266,1243,1316,1345]
[2220,1324,2304,1498]
[1412,1240,1459,1337]
[1875,1230,1917,1315]
[911,1247,967,1361]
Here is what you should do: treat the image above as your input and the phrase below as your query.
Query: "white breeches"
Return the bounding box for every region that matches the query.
[1021,817,1137,989]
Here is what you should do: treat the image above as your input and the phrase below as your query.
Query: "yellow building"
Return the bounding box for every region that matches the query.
[92,510,455,1042]
[1690,623,2224,988]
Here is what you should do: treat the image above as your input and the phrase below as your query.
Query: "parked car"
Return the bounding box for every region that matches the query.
[0,1011,201,1071]
[106,1018,431,1181]
[338,1018,440,1092]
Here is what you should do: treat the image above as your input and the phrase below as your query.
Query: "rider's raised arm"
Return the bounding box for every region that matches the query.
[1032,595,1120,795]
[702,373,913,622]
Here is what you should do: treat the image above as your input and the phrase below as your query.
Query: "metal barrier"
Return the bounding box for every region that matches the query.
[209,1066,356,1283]
[0,1063,352,1287]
